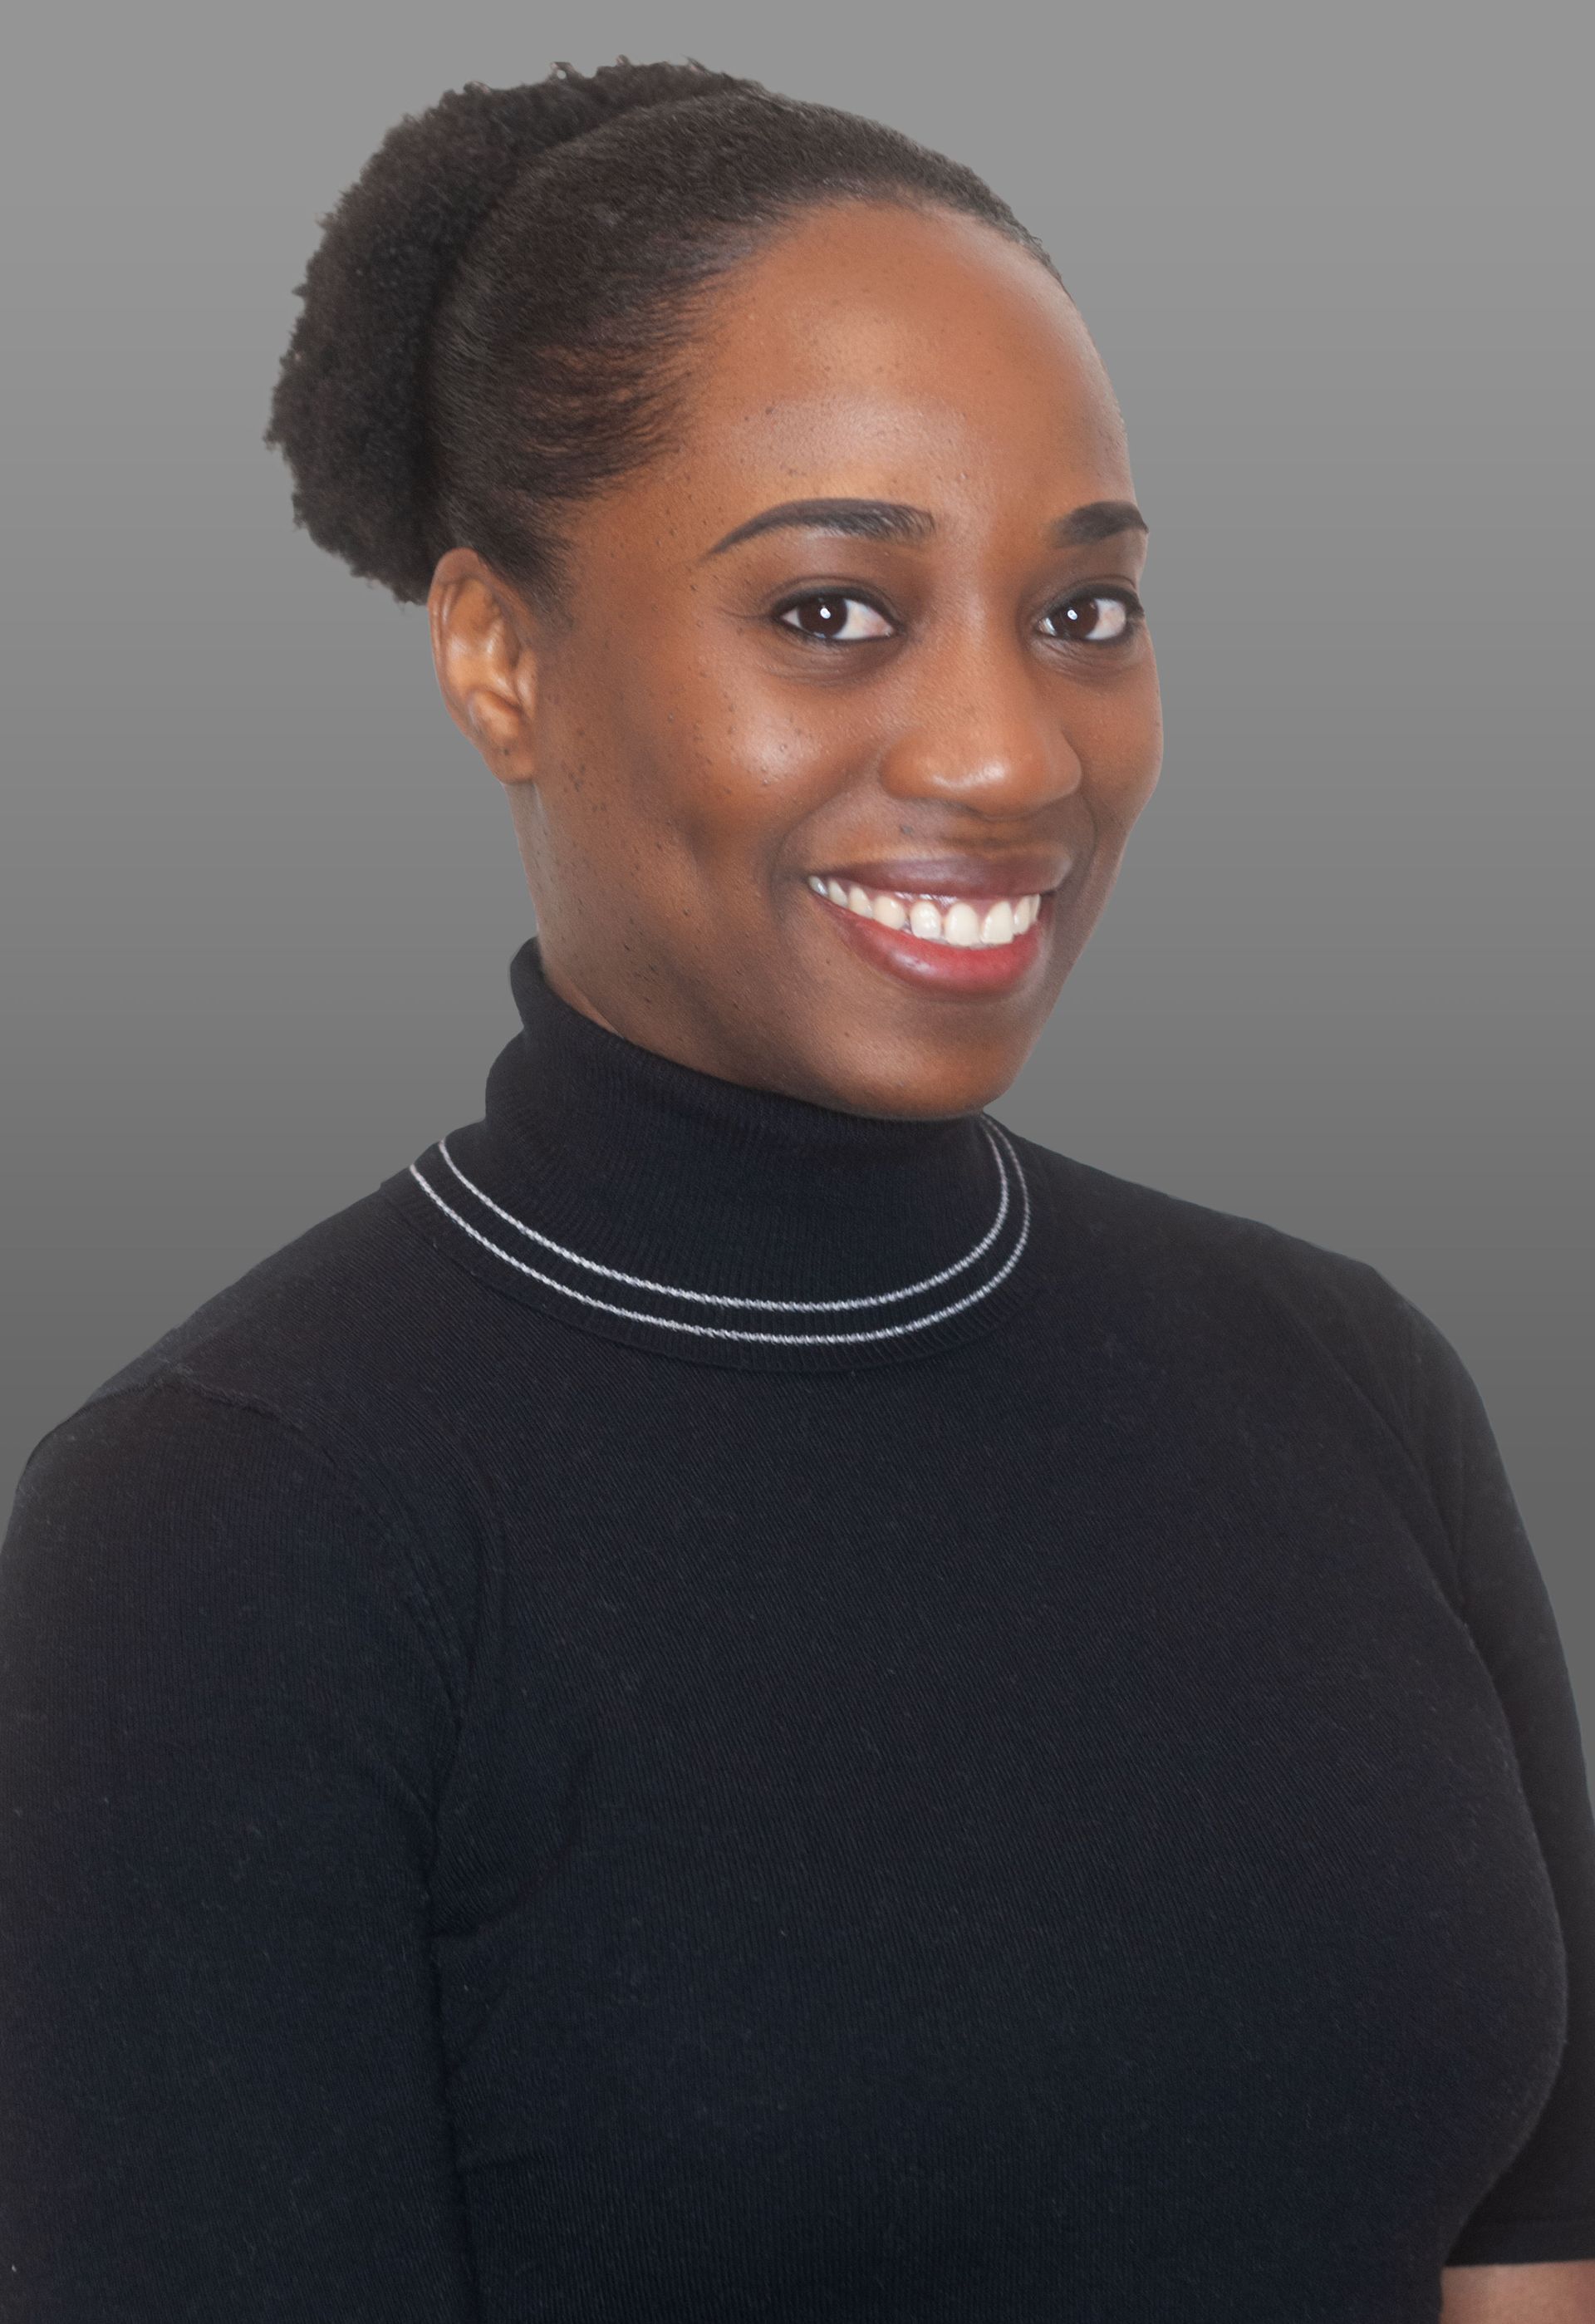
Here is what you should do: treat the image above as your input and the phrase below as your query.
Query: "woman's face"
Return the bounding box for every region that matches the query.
[431,197,1161,1119]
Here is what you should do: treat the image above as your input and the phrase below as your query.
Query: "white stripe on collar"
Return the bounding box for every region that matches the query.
[405,1115,1031,1348]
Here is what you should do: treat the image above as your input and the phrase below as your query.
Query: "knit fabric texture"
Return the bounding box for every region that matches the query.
[2,932,1592,2321]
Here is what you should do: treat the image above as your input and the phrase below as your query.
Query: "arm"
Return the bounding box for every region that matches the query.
[1380,1285,1595,2295]
[1440,2259,1595,2322]
[0,1378,480,2322]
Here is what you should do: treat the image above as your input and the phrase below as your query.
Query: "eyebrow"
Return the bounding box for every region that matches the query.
[704,499,934,556]
[1050,499,1149,548]
[701,495,1147,558]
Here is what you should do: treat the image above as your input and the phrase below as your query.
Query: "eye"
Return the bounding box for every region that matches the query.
[1039,589,1144,645]
[773,592,896,645]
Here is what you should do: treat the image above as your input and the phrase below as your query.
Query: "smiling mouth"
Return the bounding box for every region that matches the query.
[805,875,1044,950]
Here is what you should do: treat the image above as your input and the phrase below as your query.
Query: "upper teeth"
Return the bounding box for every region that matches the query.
[807,876,1043,947]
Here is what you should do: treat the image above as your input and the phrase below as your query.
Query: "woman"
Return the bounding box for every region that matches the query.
[1,57,1590,2323]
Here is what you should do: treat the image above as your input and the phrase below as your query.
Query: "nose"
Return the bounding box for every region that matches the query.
[875,617,1084,815]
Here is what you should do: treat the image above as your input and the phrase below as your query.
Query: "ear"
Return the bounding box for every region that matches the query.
[427,548,542,787]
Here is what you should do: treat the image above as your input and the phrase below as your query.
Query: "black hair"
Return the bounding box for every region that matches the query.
[264,57,1063,612]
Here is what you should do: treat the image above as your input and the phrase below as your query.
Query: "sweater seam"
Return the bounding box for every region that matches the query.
[150,1366,468,1730]
[1378,1273,1480,1634]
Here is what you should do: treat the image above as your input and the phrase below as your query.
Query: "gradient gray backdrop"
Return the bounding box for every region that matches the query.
[3,5,1590,1726]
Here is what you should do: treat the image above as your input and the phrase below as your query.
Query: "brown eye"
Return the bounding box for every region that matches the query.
[775,593,895,644]
[1041,591,1141,644]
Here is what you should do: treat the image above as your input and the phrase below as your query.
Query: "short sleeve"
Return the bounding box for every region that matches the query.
[0,1378,481,2321]
[1378,1288,1595,2266]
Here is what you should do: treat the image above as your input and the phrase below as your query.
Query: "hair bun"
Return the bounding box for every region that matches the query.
[266,60,1047,608]
[265,60,753,599]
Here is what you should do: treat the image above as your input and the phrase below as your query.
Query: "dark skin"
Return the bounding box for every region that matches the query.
[429,198,1159,1123]
[427,204,1595,2317]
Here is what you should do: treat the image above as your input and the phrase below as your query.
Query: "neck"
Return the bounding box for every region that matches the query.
[388,934,1050,1373]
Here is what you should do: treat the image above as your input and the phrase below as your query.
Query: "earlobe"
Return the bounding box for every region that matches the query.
[427,548,540,779]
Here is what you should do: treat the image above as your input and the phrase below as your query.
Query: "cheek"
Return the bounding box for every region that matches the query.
[1079,655,1163,811]
[611,646,857,853]
[546,623,704,823]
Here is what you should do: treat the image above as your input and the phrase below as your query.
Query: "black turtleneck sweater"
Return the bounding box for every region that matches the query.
[2,936,1593,2323]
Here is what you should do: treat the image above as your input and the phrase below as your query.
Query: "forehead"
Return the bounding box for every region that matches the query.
[664,199,1131,510]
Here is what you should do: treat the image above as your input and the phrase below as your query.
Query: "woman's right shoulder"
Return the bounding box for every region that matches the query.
[4,1177,495,1691]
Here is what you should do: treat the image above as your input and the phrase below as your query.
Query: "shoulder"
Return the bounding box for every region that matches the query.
[57,1177,457,1427]
[1006,1126,1438,1431]
[9,1178,499,1670]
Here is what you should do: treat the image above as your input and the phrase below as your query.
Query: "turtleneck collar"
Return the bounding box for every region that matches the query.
[380,935,1051,1373]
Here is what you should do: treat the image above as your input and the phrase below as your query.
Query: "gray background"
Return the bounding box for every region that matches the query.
[2,6,1589,1709]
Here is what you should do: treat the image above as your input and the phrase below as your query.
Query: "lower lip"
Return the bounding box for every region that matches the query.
[810,887,1053,995]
